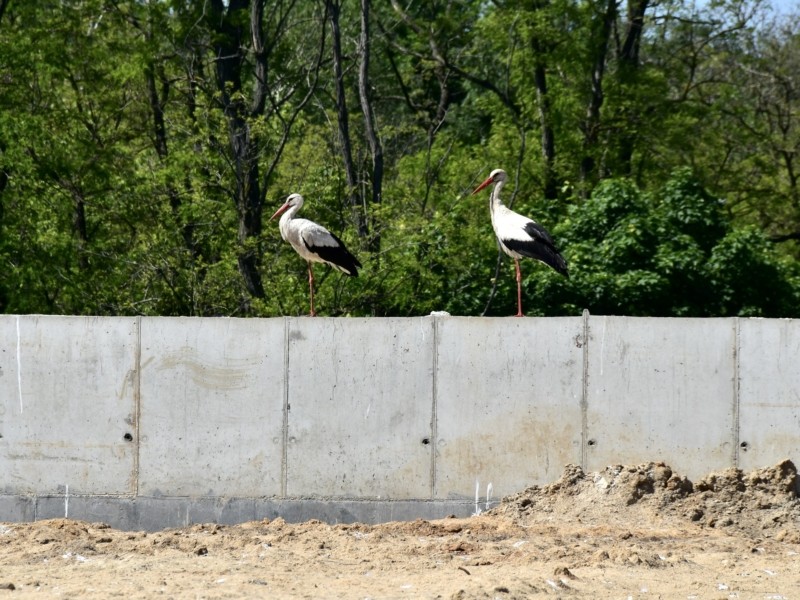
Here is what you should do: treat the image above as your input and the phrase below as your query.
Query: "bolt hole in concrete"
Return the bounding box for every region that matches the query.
[587,439,597,446]
[123,433,133,442]
[421,438,430,445]
[740,441,749,451]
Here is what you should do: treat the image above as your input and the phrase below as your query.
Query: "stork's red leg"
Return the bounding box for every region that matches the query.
[307,263,316,317]
[514,258,524,317]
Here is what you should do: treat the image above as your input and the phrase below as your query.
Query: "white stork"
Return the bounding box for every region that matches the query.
[270,193,362,316]
[472,168,568,317]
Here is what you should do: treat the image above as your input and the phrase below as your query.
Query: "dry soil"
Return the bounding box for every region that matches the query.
[2,460,799,599]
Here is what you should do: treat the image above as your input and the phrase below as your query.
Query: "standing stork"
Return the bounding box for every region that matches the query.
[270,193,362,316]
[472,169,568,317]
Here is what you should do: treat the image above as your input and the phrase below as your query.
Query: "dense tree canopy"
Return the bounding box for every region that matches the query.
[0,0,798,317]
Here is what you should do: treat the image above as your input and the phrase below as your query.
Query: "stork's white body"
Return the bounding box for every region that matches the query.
[271,193,361,315]
[277,215,357,275]
[490,204,545,260]
[472,169,568,316]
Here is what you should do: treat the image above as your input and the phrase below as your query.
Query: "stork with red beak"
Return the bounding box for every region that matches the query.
[472,169,568,317]
[270,193,361,316]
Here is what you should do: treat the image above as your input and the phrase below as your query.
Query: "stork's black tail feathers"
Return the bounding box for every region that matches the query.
[329,246,361,277]
[309,232,362,276]
[504,221,569,278]
[537,247,569,278]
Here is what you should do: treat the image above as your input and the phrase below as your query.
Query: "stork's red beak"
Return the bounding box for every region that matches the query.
[270,201,291,221]
[471,176,494,195]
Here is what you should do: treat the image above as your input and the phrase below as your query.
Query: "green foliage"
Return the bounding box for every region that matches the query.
[548,170,799,317]
[1,0,798,317]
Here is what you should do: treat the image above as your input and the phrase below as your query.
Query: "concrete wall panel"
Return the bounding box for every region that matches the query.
[585,317,736,480]
[435,317,584,501]
[0,496,34,523]
[21,495,474,530]
[266,499,472,525]
[286,318,434,498]
[0,316,137,495]
[138,317,285,497]
[738,319,800,470]
[36,495,139,527]
[2,314,799,531]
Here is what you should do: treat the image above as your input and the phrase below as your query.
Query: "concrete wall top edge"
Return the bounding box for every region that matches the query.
[2,314,798,322]
[586,315,780,322]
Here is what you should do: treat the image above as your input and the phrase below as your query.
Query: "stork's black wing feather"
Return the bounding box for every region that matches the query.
[304,231,362,276]
[523,221,557,247]
[503,222,569,278]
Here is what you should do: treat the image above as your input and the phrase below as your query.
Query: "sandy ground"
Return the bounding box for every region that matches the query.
[2,460,799,599]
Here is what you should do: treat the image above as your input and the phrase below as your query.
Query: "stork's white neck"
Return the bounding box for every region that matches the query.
[489,177,507,214]
[280,203,302,223]
[278,201,303,240]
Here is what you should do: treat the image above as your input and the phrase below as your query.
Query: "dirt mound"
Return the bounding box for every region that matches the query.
[493,459,800,541]
[2,461,800,598]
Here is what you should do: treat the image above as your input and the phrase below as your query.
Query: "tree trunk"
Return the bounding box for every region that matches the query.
[144,57,198,259]
[0,140,7,221]
[71,189,88,270]
[358,0,382,252]
[580,0,617,190]
[385,0,457,213]
[328,0,369,241]
[782,150,798,210]
[524,0,558,199]
[532,52,557,200]
[617,0,649,175]
[212,0,266,301]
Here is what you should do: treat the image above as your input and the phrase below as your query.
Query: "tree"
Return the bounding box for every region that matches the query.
[0,0,153,313]
[358,0,383,252]
[327,0,369,242]
[550,170,799,317]
[1,0,799,318]
[174,0,326,311]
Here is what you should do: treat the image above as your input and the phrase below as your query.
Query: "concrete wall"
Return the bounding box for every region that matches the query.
[1,314,798,530]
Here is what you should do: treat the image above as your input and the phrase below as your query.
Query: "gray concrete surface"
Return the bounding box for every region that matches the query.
[1,314,798,531]
[0,316,138,496]
[435,317,584,501]
[738,318,800,471]
[584,317,737,474]
[138,317,285,497]
[286,317,434,499]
